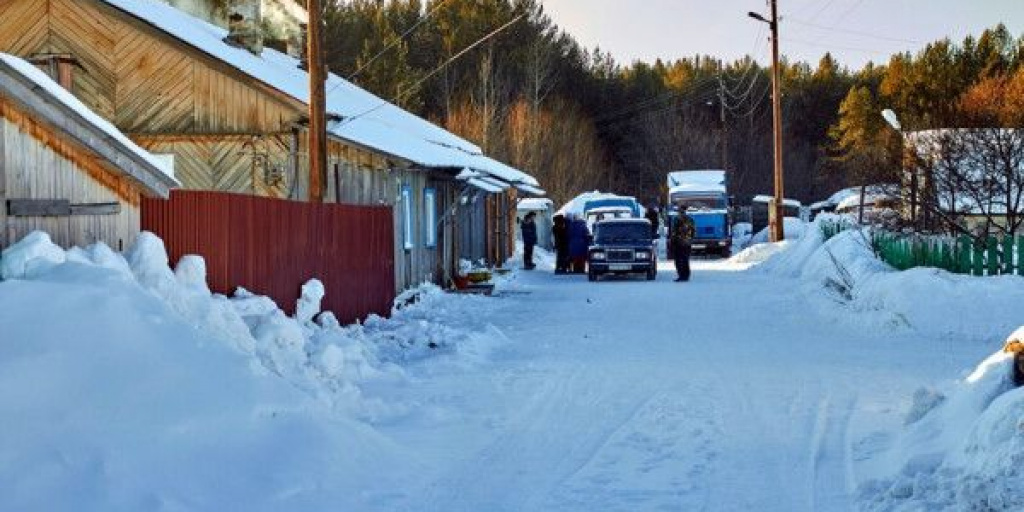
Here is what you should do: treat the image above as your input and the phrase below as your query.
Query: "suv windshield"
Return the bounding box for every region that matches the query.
[595,223,650,243]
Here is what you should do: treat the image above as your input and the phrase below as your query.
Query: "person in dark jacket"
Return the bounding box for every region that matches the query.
[552,214,569,273]
[670,214,696,282]
[568,215,590,273]
[521,212,538,270]
[645,206,661,239]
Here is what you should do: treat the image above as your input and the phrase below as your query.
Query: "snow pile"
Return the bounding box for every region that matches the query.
[729,240,791,265]
[0,231,67,279]
[0,230,514,508]
[732,222,753,250]
[860,327,1024,511]
[748,216,807,245]
[751,215,1024,341]
[2,230,509,417]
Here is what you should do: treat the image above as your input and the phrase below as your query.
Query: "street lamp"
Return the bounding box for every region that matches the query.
[748,2,785,242]
[747,12,770,25]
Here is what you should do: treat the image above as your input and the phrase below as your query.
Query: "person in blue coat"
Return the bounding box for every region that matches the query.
[520,212,538,270]
[568,215,590,273]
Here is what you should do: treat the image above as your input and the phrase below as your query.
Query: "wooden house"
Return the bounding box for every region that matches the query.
[0,0,542,292]
[0,53,177,252]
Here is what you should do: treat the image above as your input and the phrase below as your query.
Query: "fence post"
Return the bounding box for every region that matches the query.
[954,236,965,274]
[973,240,985,276]
[1003,235,1014,275]
[986,236,998,276]
[1018,236,1023,276]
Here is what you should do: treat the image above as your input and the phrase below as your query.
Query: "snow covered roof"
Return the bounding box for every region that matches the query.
[556,191,643,218]
[813,184,899,211]
[97,0,539,188]
[908,130,1023,215]
[517,198,553,211]
[835,190,899,212]
[752,195,802,208]
[666,170,726,191]
[0,53,178,197]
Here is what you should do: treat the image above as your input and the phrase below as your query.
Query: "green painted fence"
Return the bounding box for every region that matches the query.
[820,221,1023,277]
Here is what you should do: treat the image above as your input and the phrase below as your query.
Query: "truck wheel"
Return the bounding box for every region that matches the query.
[588,270,598,282]
[646,267,657,280]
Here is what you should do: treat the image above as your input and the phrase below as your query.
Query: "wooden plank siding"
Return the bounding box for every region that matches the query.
[0,113,5,248]
[0,0,466,293]
[0,113,141,251]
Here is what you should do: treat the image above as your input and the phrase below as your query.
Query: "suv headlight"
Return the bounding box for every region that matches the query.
[635,251,651,260]
[591,251,606,261]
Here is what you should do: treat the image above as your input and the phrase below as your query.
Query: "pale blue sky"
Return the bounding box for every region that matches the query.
[540,0,1024,69]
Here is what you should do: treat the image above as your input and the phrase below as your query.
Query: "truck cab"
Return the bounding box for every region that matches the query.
[666,170,732,257]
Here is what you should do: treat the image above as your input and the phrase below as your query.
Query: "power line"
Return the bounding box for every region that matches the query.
[592,73,721,123]
[594,85,723,129]
[786,17,923,45]
[593,76,723,126]
[784,36,892,56]
[336,14,525,129]
[345,0,456,83]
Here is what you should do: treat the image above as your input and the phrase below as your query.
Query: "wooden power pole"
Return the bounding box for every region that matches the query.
[768,0,785,242]
[307,0,327,203]
[717,75,729,173]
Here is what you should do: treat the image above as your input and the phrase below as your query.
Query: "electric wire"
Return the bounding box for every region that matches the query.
[344,0,454,82]
[335,14,525,129]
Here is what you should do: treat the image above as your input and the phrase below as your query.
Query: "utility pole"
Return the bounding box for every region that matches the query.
[749,1,786,242]
[717,74,729,172]
[767,0,785,243]
[307,0,327,203]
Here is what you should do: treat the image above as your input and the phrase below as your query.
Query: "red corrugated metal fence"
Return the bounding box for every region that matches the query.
[142,190,395,323]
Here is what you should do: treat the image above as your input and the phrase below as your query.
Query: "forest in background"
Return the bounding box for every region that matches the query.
[310,0,1023,208]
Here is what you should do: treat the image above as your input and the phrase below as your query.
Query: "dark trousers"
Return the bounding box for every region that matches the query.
[524,243,535,268]
[555,246,569,272]
[674,242,692,281]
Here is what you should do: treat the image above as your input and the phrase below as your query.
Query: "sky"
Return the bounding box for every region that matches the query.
[540,0,1024,70]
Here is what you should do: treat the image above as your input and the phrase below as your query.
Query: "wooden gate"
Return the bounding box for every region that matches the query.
[142,190,395,323]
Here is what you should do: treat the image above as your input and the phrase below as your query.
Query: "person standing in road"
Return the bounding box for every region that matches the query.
[670,213,696,282]
[521,212,538,270]
[645,205,661,240]
[552,214,569,274]
[568,214,590,274]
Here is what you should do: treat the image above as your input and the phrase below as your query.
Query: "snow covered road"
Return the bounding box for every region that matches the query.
[356,259,993,512]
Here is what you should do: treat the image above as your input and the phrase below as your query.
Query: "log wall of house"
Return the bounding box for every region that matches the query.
[0,112,141,251]
[0,0,401,202]
[0,0,464,292]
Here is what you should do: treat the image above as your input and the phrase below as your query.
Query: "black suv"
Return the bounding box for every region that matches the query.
[587,219,657,282]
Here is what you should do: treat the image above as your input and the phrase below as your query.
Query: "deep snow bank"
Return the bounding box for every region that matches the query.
[740,217,1024,509]
[752,215,1024,341]
[860,328,1024,511]
[0,231,507,510]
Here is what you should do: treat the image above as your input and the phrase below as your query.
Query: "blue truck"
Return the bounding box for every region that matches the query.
[666,170,732,257]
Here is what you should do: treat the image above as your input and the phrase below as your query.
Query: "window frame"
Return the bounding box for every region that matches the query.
[401,185,414,250]
[424,188,438,248]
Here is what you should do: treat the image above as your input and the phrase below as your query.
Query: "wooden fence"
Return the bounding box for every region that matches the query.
[821,220,1024,277]
[142,190,395,323]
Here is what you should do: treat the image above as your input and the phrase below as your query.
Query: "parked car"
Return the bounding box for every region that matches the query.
[587,219,657,282]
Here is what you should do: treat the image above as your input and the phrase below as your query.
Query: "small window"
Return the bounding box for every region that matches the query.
[401,185,414,250]
[424,188,438,248]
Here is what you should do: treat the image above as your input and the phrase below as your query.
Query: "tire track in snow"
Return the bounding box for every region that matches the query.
[810,394,858,511]
[403,364,666,512]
